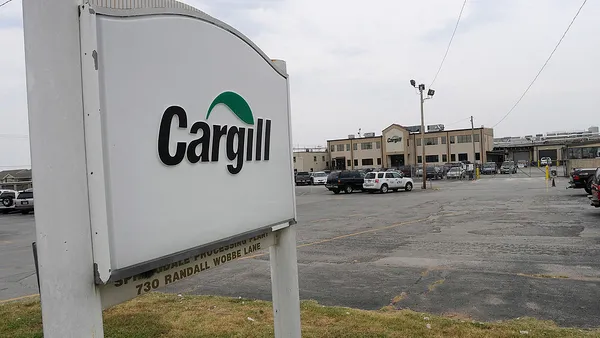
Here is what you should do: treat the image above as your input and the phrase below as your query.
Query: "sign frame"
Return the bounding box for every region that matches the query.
[79,3,297,285]
[23,1,301,336]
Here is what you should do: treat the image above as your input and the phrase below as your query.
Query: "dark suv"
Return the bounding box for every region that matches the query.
[425,166,443,180]
[325,170,365,194]
[295,171,311,185]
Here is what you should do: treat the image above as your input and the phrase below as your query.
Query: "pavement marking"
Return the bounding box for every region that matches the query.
[296,217,430,249]
[517,273,569,279]
[241,216,431,260]
[0,293,38,304]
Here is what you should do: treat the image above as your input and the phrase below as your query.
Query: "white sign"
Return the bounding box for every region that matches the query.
[384,128,406,153]
[80,5,296,283]
[100,231,274,309]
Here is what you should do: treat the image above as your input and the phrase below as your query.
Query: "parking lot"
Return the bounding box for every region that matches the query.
[2,173,600,327]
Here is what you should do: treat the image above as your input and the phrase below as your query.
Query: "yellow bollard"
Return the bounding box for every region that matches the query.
[545,165,550,180]
[476,167,480,179]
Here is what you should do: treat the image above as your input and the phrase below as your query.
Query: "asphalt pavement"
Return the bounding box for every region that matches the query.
[2,172,600,328]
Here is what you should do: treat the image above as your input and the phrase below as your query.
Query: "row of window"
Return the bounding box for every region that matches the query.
[416,134,480,146]
[331,135,481,150]
[567,147,600,159]
[416,153,480,163]
[341,158,382,167]
[293,155,327,163]
[330,141,383,152]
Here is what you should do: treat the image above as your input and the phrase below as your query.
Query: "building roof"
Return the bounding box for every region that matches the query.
[327,135,383,143]
[0,169,32,180]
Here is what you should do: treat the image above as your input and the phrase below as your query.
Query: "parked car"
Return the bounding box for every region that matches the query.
[363,171,413,193]
[569,167,597,194]
[14,189,34,214]
[517,160,528,168]
[0,190,17,214]
[325,170,365,194]
[540,157,552,166]
[295,171,311,185]
[425,166,443,180]
[589,168,600,208]
[310,171,328,185]
[481,162,497,175]
[396,165,412,178]
[446,167,465,179]
[500,161,517,174]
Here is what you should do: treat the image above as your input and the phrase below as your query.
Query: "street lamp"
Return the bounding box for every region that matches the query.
[410,80,435,189]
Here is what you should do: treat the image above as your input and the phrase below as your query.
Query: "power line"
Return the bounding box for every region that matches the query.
[445,116,470,127]
[0,0,15,9]
[429,0,468,88]
[493,0,588,128]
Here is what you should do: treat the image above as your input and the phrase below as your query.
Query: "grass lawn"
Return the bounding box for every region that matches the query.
[1,293,599,337]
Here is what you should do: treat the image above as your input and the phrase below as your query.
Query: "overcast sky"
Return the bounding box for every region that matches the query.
[1,0,598,167]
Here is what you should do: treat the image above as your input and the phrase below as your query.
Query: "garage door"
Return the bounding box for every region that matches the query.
[539,149,557,160]
[513,151,529,162]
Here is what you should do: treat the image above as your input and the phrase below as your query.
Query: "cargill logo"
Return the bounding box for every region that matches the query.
[387,135,402,143]
[157,91,271,174]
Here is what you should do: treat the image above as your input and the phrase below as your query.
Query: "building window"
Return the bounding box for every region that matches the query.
[330,145,335,152]
[322,156,326,161]
[362,158,374,166]
[346,144,350,151]
[442,154,448,162]
[425,137,438,145]
[377,158,381,165]
[336,144,345,151]
[474,134,480,142]
[457,135,472,143]
[441,136,447,144]
[417,156,422,163]
[582,147,598,159]
[450,136,455,144]
[354,159,358,167]
[361,142,373,150]
[451,154,456,161]
[293,157,296,163]
[417,138,422,146]
[458,153,468,161]
[407,139,410,147]
[347,159,351,167]
[353,143,358,151]
[313,156,317,162]
[568,147,599,159]
[425,155,439,163]
[475,153,481,161]
[375,141,381,149]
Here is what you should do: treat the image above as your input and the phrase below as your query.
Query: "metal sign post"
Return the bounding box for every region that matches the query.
[22,0,105,336]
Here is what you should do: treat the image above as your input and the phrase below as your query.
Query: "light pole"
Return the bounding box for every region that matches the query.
[410,80,435,189]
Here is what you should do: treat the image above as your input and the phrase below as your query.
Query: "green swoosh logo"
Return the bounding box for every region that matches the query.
[206,91,254,125]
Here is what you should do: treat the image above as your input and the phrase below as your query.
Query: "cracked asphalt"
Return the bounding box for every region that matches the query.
[3,172,600,328]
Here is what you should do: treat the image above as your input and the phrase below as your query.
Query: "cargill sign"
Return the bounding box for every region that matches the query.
[157,92,272,174]
[79,2,296,283]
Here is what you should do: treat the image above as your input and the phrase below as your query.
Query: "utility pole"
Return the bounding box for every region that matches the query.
[410,80,435,189]
[470,116,476,164]
[420,90,426,189]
